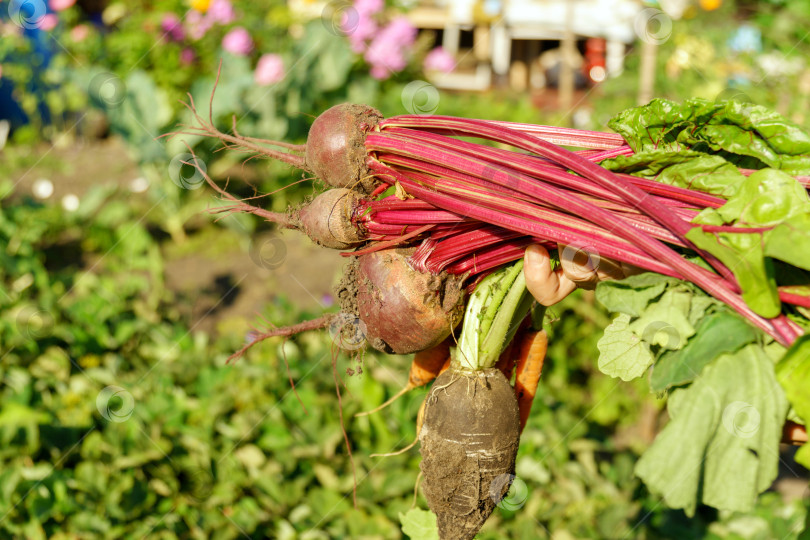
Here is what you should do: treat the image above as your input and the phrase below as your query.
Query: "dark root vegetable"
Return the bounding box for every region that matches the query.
[336,248,465,354]
[419,366,520,540]
[295,188,364,249]
[305,104,383,193]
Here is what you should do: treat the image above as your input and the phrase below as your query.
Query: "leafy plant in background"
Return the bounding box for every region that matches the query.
[1,180,807,538]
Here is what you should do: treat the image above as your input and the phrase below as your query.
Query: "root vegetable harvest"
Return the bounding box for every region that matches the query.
[172,87,810,537]
[420,261,538,540]
[175,93,809,348]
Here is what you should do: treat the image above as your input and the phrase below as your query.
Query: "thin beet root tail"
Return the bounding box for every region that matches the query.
[305,104,383,193]
[336,248,466,354]
[419,367,520,540]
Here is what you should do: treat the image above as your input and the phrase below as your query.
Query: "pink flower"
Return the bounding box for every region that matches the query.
[364,17,415,78]
[187,10,213,40]
[354,0,383,15]
[222,27,253,56]
[39,14,58,32]
[180,48,196,65]
[69,23,89,42]
[342,0,385,53]
[49,0,75,12]
[424,47,455,73]
[161,14,185,42]
[370,65,389,79]
[254,54,285,85]
[207,0,235,24]
[344,11,377,53]
[384,17,417,45]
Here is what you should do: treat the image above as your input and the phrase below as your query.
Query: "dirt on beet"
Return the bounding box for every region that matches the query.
[347,248,465,354]
[419,367,520,540]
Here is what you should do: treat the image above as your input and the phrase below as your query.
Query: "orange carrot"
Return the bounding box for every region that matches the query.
[356,338,451,417]
[514,330,548,432]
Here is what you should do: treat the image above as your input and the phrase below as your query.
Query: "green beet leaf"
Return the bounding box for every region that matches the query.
[636,344,788,516]
[594,273,676,317]
[609,98,810,174]
[627,288,695,351]
[686,227,781,318]
[602,149,746,198]
[597,314,654,381]
[399,508,439,540]
[765,213,810,271]
[775,335,810,469]
[650,311,758,392]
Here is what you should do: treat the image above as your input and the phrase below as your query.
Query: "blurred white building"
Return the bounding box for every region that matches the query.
[408,0,641,89]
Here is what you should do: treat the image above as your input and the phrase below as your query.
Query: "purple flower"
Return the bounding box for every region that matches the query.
[161,13,185,42]
[222,27,253,56]
[424,47,455,73]
[180,47,196,65]
[207,0,235,24]
[254,53,285,85]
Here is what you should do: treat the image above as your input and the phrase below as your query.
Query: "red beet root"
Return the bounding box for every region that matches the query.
[305,104,382,193]
[296,188,364,249]
[337,248,465,354]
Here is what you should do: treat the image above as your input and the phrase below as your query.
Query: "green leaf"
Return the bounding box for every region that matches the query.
[608,98,810,173]
[636,344,788,516]
[596,314,654,381]
[775,335,810,468]
[715,169,810,226]
[628,288,695,350]
[650,311,758,392]
[399,508,439,540]
[602,149,746,198]
[766,213,810,271]
[594,273,675,317]
[686,227,780,318]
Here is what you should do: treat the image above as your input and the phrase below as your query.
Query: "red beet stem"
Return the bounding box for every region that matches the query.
[370,120,745,313]
[367,158,789,345]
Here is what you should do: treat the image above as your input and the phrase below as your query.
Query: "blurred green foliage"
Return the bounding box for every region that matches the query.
[1,181,807,538]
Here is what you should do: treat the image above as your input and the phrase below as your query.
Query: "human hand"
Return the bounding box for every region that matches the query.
[524,244,640,306]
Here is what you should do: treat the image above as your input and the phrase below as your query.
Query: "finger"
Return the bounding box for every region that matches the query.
[558,244,600,289]
[524,245,576,306]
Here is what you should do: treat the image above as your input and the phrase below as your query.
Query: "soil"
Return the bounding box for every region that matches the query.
[419,367,520,540]
[8,137,346,336]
